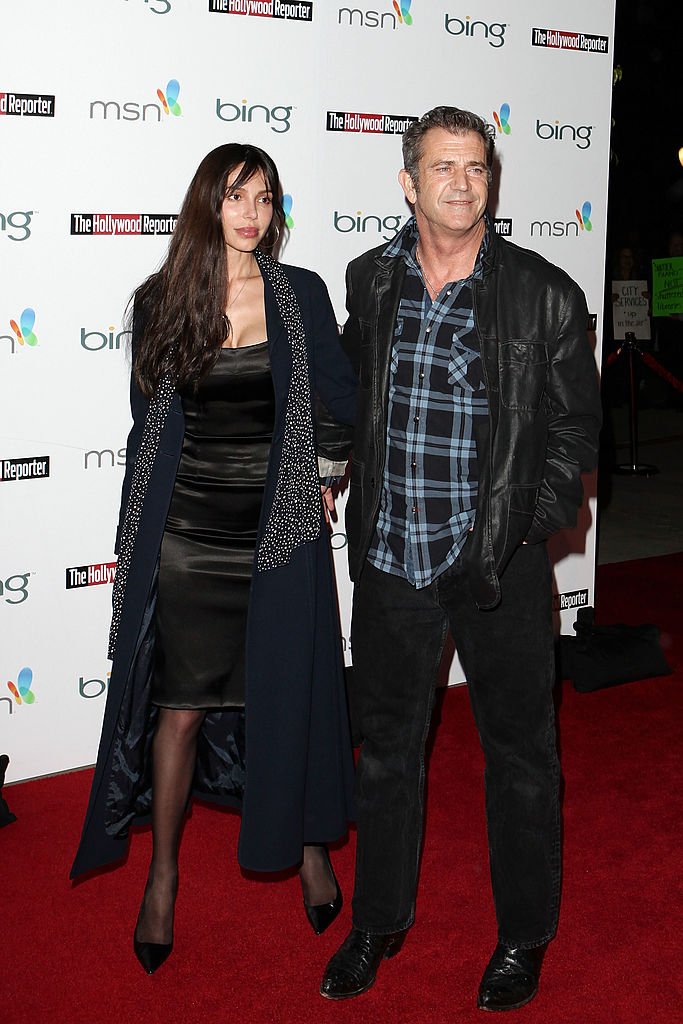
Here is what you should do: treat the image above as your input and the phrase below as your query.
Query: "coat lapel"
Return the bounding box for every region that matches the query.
[262,269,286,355]
[374,256,406,399]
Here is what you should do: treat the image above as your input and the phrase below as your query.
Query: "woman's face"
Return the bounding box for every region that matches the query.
[221,165,274,256]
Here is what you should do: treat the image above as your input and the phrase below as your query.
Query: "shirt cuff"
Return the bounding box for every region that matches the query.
[317,456,347,479]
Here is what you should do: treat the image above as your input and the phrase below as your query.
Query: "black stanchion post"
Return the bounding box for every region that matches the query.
[615,331,659,476]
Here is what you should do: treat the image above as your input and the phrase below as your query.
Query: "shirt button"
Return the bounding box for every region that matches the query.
[419,372,425,380]
[413,415,419,424]
[425,326,431,333]
[412,506,418,514]
[411,462,417,470]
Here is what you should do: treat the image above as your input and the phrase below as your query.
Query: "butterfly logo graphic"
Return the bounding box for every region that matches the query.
[575,201,593,232]
[282,194,294,230]
[492,103,511,135]
[9,308,38,347]
[7,667,35,705]
[157,79,182,117]
[393,1,413,25]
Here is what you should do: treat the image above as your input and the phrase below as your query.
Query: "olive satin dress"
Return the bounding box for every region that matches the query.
[152,342,275,709]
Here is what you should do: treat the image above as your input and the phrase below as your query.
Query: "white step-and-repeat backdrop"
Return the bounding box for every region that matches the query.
[2,0,615,783]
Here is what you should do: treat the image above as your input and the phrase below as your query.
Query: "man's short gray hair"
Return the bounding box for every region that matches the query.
[402,106,495,186]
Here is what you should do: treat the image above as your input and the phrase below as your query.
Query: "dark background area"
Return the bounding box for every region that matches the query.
[608,1,683,260]
[602,0,683,416]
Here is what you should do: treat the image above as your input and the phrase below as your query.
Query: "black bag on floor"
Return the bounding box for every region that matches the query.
[559,606,672,692]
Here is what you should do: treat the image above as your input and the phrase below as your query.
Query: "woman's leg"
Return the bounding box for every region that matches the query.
[135,707,205,944]
[299,844,338,906]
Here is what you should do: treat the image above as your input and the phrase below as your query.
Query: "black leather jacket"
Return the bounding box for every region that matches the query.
[341,228,602,608]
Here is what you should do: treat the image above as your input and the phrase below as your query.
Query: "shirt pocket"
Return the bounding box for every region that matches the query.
[448,334,482,392]
[499,341,548,411]
[390,322,405,378]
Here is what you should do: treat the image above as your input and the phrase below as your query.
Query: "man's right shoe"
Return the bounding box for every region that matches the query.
[320,927,404,1000]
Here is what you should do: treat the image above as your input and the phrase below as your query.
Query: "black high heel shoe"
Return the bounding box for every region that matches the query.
[133,935,173,976]
[303,849,343,935]
[133,878,176,975]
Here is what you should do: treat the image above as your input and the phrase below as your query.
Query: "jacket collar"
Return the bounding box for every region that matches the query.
[373,212,498,279]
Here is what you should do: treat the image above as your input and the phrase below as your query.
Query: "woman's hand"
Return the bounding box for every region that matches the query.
[320,485,336,525]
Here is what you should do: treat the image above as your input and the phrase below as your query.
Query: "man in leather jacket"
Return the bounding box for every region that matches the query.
[320,107,602,1011]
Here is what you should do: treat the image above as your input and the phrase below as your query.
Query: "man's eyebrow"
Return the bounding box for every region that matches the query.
[427,158,487,169]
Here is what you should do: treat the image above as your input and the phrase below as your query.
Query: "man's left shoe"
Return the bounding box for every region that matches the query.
[320,927,404,1000]
[477,942,547,1012]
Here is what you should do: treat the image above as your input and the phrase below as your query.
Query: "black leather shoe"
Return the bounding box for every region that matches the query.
[133,936,173,975]
[477,942,547,1011]
[304,878,343,935]
[303,846,343,935]
[320,927,404,1000]
[133,875,176,975]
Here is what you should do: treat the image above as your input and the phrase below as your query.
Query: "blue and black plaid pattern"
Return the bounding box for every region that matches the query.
[367,217,489,588]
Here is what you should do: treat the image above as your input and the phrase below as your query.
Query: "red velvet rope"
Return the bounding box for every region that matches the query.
[640,351,683,394]
[602,346,683,394]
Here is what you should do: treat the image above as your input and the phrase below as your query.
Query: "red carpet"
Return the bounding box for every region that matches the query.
[4,555,682,1024]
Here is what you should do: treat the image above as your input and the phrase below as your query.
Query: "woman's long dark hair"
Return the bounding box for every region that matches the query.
[133,144,286,396]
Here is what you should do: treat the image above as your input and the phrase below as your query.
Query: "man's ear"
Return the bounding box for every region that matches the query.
[398,168,417,205]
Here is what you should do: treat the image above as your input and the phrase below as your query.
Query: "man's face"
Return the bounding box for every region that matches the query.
[400,128,489,239]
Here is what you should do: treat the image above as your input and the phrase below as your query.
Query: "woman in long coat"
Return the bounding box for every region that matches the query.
[71,144,357,974]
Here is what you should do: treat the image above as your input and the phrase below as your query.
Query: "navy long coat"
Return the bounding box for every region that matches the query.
[71,264,357,878]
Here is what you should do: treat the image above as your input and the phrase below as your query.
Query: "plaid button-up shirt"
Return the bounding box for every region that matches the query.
[367,216,489,588]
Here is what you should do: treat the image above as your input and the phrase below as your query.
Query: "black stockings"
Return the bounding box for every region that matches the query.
[299,844,337,907]
[135,707,337,943]
[135,707,205,944]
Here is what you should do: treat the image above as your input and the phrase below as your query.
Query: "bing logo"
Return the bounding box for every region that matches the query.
[282,194,294,229]
[10,308,38,347]
[492,103,511,135]
[7,667,35,705]
[576,201,592,231]
[392,1,413,25]
[157,79,181,116]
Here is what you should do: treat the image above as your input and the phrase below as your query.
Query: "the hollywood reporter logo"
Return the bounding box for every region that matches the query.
[531,27,609,55]
[0,91,55,117]
[553,589,589,612]
[71,213,177,236]
[326,111,417,134]
[208,0,314,19]
[66,562,117,589]
[0,456,50,482]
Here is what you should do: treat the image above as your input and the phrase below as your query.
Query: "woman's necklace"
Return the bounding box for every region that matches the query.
[226,276,249,310]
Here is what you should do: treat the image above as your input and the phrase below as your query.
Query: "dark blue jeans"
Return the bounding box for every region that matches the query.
[350,543,560,948]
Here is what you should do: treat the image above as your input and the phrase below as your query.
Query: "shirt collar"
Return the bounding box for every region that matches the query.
[383,213,491,281]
